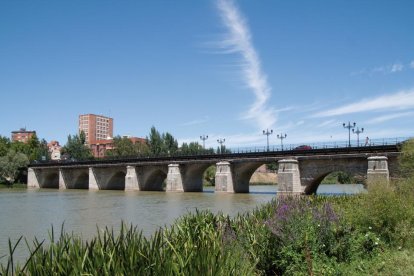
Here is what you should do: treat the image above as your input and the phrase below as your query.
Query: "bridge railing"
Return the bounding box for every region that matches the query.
[30,137,410,166]
[227,137,410,154]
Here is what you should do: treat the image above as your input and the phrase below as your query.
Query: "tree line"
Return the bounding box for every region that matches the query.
[0,126,229,185]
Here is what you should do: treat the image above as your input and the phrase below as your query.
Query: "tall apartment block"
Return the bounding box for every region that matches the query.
[11,128,36,143]
[78,114,113,145]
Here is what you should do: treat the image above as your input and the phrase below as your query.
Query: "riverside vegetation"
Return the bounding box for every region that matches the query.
[1,139,414,275]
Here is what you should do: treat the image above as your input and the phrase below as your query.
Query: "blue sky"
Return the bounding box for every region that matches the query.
[1,0,413,149]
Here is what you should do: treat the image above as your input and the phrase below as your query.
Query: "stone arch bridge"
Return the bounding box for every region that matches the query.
[28,145,400,195]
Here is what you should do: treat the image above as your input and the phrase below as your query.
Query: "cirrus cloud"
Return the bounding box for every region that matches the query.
[314,88,414,117]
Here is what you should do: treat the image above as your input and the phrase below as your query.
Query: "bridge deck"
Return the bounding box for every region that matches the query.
[29,145,400,169]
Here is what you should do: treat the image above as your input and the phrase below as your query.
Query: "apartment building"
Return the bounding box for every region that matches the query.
[78,114,113,145]
[11,128,36,143]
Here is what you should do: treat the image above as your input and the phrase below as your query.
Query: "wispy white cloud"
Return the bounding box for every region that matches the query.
[317,119,338,128]
[391,63,404,72]
[365,111,414,124]
[314,88,414,117]
[410,60,414,69]
[216,0,276,130]
[352,61,408,76]
[181,116,209,126]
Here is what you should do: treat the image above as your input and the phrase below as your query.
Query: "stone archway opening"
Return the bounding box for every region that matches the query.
[144,170,167,191]
[42,173,59,188]
[106,171,126,190]
[249,163,278,186]
[202,165,216,187]
[73,172,89,189]
[314,171,366,195]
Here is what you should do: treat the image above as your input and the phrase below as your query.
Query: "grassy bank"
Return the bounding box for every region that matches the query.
[1,177,414,275]
[0,183,26,189]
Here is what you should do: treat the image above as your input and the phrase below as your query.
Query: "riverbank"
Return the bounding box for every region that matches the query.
[2,178,413,275]
[0,183,26,189]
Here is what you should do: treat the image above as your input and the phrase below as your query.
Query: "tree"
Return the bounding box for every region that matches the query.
[148,127,163,156]
[106,136,135,157]
[266,162,278,172]
[163,132,178,155]
[106,136,150,157]
[61,132,93,160]
[10,141,30,156]
[0,136,10,157]
[26,134,49,161]
[180,142,203,155]
[0,149,29,185]
[203,165,216,186]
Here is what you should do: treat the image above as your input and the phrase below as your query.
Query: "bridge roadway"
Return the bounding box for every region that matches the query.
[28,145,400,194]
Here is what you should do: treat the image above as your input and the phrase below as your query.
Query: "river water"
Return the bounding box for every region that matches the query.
[0,184,365,263]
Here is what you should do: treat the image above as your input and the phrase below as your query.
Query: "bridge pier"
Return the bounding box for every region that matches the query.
[125,166,140,191]
[277,159,303,195]
[27,168,40,188]
[367,156,389,186]
[59,169,66,189]
[166,164,184,192]
[215,161,235,193]
[89,167,99,190]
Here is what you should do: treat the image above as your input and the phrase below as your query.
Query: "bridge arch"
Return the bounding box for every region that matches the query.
[182,163,215,192]
[232,161,275,193]
[105,171,126,190]
[72,172,89,189]
[300,158,367,194]
[42,172,59,188]
[139,166,167,191]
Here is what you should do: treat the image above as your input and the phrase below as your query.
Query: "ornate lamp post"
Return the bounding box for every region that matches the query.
[262,129,273,151]
[277,133,287,150]
[217,138,225,154]
[352,127,364,147]
[200,135,208,149]
[343,122,356,147]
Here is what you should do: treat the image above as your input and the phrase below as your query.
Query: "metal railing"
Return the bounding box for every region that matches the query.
[29,137,410,167]
[227,137,410,154]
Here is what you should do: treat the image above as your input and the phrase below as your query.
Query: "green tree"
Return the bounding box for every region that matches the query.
[0,136,10,157]
[163,132,178,155]
[106,136,135,157]
[26,134,49,161]
[61,132,93,161]
[203,165,216,186]
[0,149,29,185]
[106,136,150,157]
[10,141,30,156]
[266,162,278,172]
[148,127,163,156]
[180,142,204,155]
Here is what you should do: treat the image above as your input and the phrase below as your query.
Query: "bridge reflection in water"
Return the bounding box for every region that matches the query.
[28,145,400,195]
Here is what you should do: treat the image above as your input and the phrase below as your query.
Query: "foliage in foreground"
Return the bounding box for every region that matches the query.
[2,177,414,275]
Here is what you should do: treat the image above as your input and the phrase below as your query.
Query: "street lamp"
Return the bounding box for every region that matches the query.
[352,127,364,147]
[343,121,356,147]
[277,133,287,150]
[217,138,225,154]
[200,135,208,149]
[262,129,273,151]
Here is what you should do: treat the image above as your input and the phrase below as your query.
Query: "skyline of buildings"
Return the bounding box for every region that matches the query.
[7,114,146,159]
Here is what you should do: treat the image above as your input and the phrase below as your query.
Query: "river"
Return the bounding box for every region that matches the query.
[0,184,365,263]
